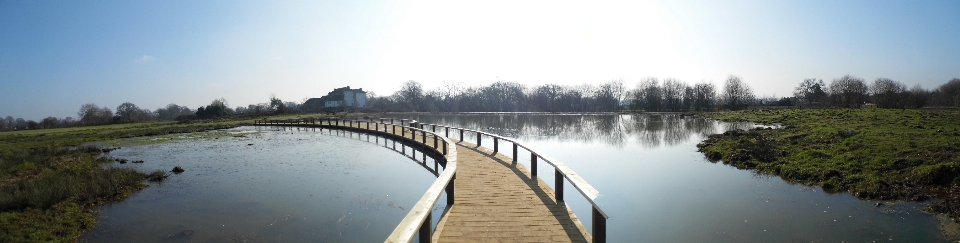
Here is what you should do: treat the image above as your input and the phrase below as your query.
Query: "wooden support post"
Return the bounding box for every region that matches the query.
[477,133,481,146]
[433,135,438,149]
[512,143,518,162]
[445,127,449,137]
[593,207,607,243]
[494,137,499,153]
[446,176,455,205]
[531,153,538,179]
[555,168,564,203]
[443,141,447,155]
[421,131,426,144]
[459,129,464,141]
[419,213,432,243]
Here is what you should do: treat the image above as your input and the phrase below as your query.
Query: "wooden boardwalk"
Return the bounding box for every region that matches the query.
[434,141,590,242]
[255,119,596,243]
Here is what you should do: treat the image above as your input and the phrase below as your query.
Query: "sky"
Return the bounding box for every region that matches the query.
[2,0,958,120]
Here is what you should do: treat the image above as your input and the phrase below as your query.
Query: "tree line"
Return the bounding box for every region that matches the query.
[367,75,960,113]
[3,75,959,132]
[0,95,300,131]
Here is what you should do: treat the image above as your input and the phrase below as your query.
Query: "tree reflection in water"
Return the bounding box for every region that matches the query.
[404,113,756,148]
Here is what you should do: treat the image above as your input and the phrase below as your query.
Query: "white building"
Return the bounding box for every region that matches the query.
[318,86,367,109]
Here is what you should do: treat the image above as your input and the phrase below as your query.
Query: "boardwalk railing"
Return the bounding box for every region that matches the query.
[388,118,609,243]
[253,118,457,243]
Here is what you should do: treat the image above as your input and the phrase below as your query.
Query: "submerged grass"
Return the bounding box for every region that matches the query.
[0,114,338,242]
[697,108,960,218]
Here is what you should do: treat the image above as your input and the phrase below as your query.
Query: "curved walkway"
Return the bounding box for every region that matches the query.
[435,140,589,242]
[254,119,592,242]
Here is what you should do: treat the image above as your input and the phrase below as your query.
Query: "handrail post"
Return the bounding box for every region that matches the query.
[433,135,438,149]
[555,168,564,203]
[445,127,449,137]
[531,153,538,179]
[459,129,464,141]
[443,141,447,155]
[512,143,518,162]
[476,132,481,146]
[446,175,455,205]
[421,131,426,144]
[593,207,607,243]
[493,137,498,153]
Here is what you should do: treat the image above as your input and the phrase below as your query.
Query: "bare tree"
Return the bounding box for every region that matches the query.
[116,102,148,123]
[828,75,868,108]
[40,116,60,129]
[691,82,717,111]
[870,78,906,108]
[662,78,686,111]
[722,75,755,110]
[793,78,827,107]
[905,84,930,109]
[932,78,960,107]
[399,80,424,111]
[78,103,113,125]
[633,77,662,112]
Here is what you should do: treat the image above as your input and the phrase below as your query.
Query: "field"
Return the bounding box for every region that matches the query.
[0,114,331,242]
[697,108,960,218]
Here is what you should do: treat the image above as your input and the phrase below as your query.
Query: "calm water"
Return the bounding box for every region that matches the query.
[81,126,448,242]
[406,113,958,242]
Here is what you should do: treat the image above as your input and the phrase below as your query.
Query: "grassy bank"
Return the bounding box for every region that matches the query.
[0,114,338,242]
[696,108,960,218]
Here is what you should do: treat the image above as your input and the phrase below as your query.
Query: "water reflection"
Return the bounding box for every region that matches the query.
[405,114,753,148]
[397,113,954,242]
[81,126,444,243]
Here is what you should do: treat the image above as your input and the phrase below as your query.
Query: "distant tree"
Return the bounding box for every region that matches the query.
[531,84,566,112]
[932,78,960,107]
[722,75,755,110]
[793,78,827,107]
[269,94,288,113]
[196,98,231,119]
[901,85,928,109]
[399,80,424,111]
[828,75,868,108]
[155,104,193,120]
[595,80,625,112]
[78,103,113,125]
[633,77,662,112]
[662,78,686,111]
[691,82,717,111]
[62,117,76,127]
[26,120,39,130]
[15,118,27,130]
[870,78,907,109]
[4,116,13,130]
[40,116,60,129]
[115,102,149,123]
[479,81,526,112]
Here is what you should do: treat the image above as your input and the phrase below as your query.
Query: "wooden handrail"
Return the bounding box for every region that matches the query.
[404,120,609,242]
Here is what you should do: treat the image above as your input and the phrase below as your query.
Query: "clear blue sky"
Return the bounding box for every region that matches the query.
[2,0,958,120]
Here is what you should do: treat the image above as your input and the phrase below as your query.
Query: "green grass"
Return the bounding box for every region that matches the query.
[0,113,341,242]
[697,108,960,217]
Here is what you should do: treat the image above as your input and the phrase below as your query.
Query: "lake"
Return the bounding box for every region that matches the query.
[81,126,448,242]
[83,114,957,242]
[406,113,957,242]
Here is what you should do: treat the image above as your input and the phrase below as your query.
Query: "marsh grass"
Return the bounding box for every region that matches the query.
[698,108,960,217]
